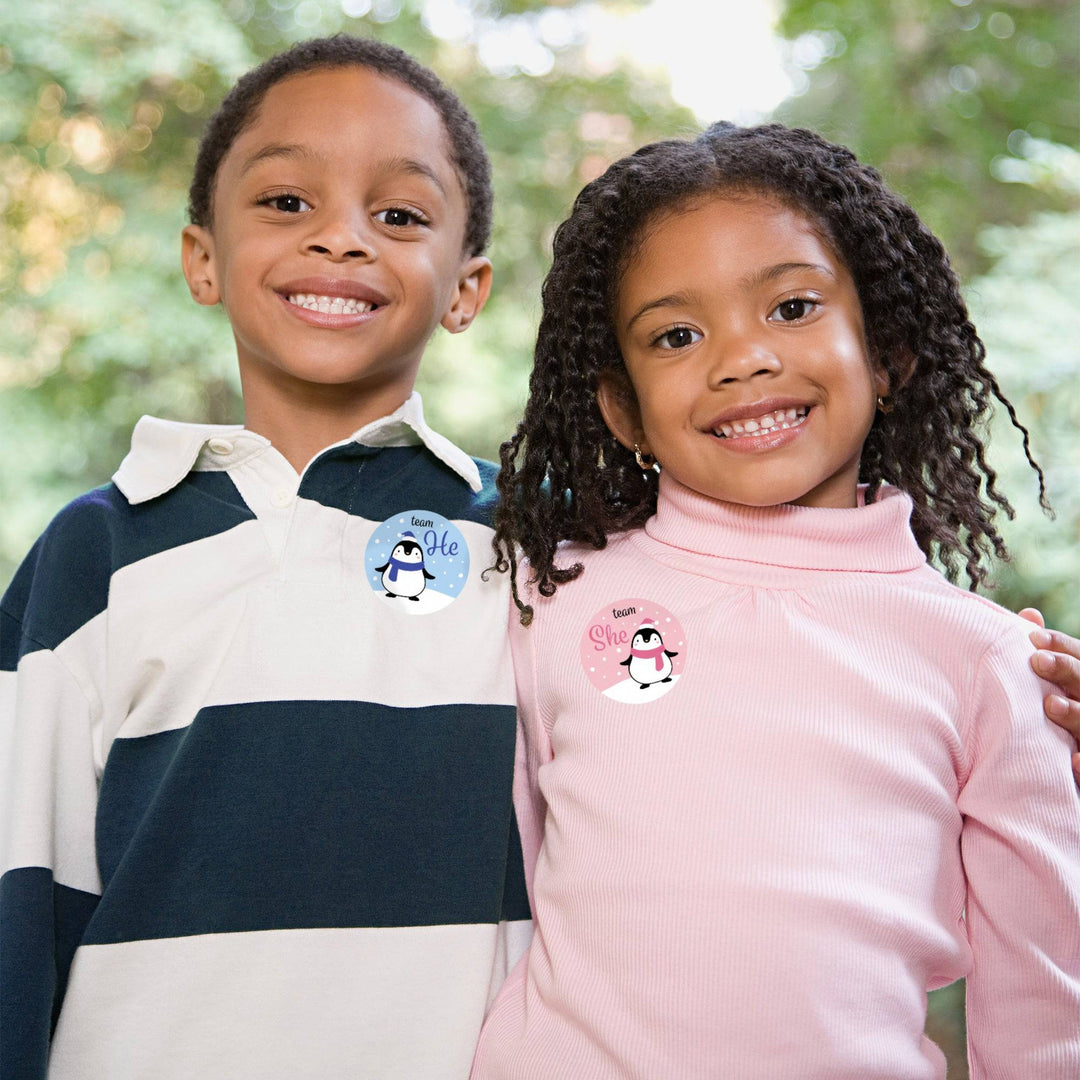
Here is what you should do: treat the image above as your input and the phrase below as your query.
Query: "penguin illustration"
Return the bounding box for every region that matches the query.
[374,532,435,601]
[619,620,678,689]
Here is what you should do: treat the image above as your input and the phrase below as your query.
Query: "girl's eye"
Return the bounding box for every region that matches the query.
[375,207,426,227]
[654,326,702,350]
[770,297,818,322]
[260,193,312,214]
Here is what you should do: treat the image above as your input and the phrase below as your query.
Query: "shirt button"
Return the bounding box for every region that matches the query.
[207,438,234,455]
[270,488,295,509]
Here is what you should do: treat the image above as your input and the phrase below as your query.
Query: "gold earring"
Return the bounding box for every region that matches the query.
[877,396,894,414]
[634,443,660,474]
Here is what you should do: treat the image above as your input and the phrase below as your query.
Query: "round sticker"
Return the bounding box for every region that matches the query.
[365,510,470,614]
[580,597,687,703]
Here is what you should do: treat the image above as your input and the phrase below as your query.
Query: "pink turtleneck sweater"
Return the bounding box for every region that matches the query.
[472,477,1080,1080]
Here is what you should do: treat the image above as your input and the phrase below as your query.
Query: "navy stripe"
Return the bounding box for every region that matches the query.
[299,445,498,527]
[0,474,254,659]
[90,699,518,943]
[0,867,100,1079]
[501,808,531,921]
[0,606,20,673]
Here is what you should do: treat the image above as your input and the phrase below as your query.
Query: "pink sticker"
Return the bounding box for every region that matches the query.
[580,597,687,704]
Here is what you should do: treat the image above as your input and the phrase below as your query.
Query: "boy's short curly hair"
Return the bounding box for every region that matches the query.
[494,122,1046,622]
[188,35,493,256]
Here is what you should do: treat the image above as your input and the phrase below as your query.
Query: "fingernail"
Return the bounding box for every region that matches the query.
[1030,629,1052,649]
[1046,695,1068,718]
[1033,650,1055,674]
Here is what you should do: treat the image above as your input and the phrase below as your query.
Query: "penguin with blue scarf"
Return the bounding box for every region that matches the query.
[375,531,436,601]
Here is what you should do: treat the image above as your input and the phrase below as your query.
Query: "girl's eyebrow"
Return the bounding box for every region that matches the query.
[740,261,836,289]
[624,263,838,331]
[624,291,699,332]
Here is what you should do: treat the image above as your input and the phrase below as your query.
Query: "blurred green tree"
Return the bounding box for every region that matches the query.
[776,0,1079,275]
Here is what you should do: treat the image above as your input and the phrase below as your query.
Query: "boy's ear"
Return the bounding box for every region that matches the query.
[181,225,220,307]
[440,256,492,334]
[596,369,648,456]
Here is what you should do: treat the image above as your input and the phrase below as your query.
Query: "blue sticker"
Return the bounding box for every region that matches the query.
[365,510,470,614]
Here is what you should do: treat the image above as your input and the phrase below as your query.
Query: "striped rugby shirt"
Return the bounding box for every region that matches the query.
[0,394,531,1080]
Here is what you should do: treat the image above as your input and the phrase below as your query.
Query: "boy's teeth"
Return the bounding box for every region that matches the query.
[714,406,809,440]
[287,293,375,315]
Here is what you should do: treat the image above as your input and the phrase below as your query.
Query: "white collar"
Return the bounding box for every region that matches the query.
[112,392,482,505]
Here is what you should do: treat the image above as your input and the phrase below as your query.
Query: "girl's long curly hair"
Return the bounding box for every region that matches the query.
[493,122,1046,624]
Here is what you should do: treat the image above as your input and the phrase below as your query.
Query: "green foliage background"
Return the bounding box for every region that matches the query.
[1,1,1077,1072]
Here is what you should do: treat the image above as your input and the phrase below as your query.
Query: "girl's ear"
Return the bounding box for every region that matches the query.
[596,370,648,455]
[441,256,493,334]
[877,348,918,398]
[873,364,891,399]
[181,225,220,307]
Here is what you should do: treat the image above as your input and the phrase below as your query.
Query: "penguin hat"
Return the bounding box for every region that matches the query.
[374,532,436,601]
[619,619,678,689]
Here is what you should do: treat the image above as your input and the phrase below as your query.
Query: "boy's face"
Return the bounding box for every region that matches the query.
[182,67,490,409]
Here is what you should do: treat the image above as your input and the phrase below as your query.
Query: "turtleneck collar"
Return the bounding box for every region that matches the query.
[641,472,927,575]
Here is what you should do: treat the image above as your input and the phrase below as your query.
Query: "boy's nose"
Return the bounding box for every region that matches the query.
[304,212,376,262]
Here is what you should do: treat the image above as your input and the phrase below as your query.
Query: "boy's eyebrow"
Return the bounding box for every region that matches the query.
[239,144,448,198]
[239,142,321,175]
[380,155,448,197]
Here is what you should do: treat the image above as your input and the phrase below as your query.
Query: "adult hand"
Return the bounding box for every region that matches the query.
[1019,608,1080,779]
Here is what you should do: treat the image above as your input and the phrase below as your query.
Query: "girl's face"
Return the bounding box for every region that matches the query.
[601,194,888,510]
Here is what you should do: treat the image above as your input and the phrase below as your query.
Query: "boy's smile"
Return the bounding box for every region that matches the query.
[602,194,887,510]
[181,66,490,432]
[279,276,390,324]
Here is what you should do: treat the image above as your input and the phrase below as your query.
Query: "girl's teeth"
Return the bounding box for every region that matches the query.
[287,293,374,315]
[714,407,809,440]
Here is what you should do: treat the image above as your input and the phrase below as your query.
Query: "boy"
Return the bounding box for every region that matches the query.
[1,37,528,1080]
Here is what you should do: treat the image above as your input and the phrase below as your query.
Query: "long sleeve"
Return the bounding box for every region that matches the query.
[958,624,1080,1078]
[507,603,551,906]
[1,598,103,1080]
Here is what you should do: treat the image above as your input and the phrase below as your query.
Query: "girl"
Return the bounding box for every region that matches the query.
[472,124,1080,1078]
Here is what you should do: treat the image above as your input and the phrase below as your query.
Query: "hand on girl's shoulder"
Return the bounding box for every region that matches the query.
[1019,608,1080,780]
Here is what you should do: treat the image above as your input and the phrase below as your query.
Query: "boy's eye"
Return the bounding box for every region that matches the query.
[654,326,702,350]
[260,193,311,214]
[769,297,818,322]
[375,207,426,227]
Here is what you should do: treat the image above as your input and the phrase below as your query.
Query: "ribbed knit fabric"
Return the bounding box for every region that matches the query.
[471,474,1080,1080]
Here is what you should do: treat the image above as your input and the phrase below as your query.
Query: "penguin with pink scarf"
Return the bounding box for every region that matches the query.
[620,620,679,689]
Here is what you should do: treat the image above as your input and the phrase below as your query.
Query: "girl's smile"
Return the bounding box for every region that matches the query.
[706,398,812,451]
[602,194,889,510]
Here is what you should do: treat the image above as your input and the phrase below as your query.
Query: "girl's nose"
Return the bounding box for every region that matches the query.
[303,209,376,262]
[706,336,782,387]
